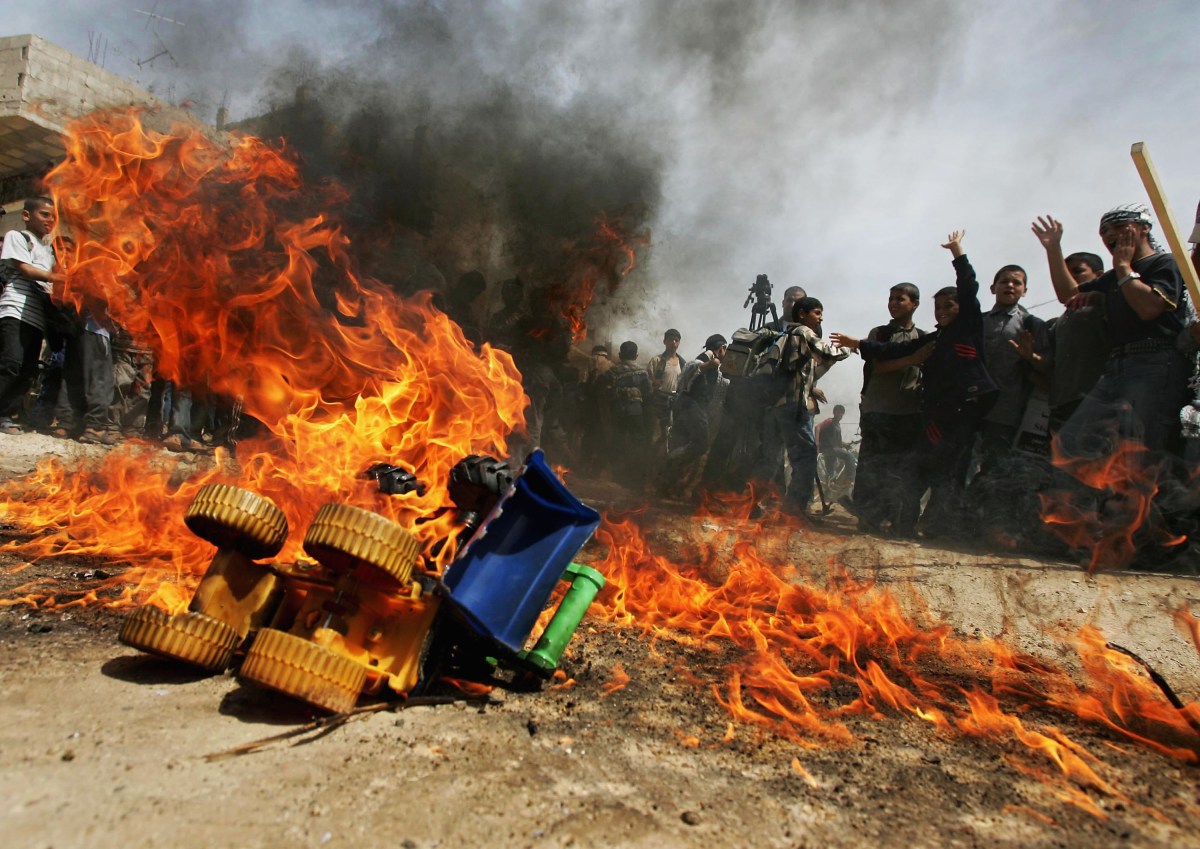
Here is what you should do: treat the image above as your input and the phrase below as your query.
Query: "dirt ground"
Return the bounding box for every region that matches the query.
[1,431,1198,849]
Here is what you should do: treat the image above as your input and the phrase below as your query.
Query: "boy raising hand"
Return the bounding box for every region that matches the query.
[831,231,998,539]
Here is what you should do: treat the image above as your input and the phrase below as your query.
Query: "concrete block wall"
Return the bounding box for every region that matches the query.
[0,34,160,130]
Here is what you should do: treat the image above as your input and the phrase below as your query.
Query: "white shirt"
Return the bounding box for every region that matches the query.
[0,229,56,333]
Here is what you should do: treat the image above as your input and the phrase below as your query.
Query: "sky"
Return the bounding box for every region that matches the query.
[8,0,1200,430]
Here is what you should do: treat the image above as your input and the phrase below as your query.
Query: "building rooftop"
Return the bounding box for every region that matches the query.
[0,34,164,201]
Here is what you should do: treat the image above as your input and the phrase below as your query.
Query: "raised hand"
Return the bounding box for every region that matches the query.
[940,230,966,252]
[1031,216,1063,250]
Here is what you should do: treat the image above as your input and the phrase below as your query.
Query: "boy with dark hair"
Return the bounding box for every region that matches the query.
[978,262,1046,471]
[845,282,926,533]
[658,333,726,496]
[1031,219,1109,432]
[1036,206,1191,456]
[816,403,857,484]
[598,340,654,490]
[0,197,65,434]
[646,328,684,448]
[1066,252,1103,281]
[757,297,848,516]
[833,231,998,538]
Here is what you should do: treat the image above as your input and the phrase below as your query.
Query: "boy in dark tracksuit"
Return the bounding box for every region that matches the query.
[832,231,998,538]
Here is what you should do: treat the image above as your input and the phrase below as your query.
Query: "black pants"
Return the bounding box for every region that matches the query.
[911,400,991,536]
[0,317,44,421]
[609,415,650,490]
[852,411,922,528]
[660,394,709,488]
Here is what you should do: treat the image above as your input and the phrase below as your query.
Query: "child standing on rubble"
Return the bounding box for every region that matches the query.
[832,231,998,539]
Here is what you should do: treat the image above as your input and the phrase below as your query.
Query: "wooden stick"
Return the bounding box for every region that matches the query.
[202,694,494,761]
[1130,142,1200,306]
[1106,642,1200,736]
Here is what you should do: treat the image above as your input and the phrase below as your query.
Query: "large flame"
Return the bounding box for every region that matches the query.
[2,107,1197,823]
[587,507,1200,819]
[1,107,527,609]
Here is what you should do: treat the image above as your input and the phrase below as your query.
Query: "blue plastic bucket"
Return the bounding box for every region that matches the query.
[442,450,601,654]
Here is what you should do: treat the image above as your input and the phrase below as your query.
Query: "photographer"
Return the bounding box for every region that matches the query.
[765,285,807,332]
[656,334,726,497]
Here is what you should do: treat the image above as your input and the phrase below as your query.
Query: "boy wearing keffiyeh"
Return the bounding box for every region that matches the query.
[1034,204,1191,457]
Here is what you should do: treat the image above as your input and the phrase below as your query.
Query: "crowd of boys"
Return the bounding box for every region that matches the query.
[5,194,1200,558]
[831,205,1200,551]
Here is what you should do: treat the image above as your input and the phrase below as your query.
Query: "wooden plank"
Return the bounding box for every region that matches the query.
[1130,141,1200,306]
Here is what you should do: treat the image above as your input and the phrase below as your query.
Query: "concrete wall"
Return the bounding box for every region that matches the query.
[0,34,163,181]
[0,34,160,127]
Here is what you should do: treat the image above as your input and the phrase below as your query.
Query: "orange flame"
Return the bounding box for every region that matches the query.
[549,217,648,342]
[1040,438,1189,572]
[0,107,526,609]
[600,661,630,697]
[586,509,1200,816]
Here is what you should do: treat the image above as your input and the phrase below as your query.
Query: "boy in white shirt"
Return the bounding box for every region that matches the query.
[0,197,64,434]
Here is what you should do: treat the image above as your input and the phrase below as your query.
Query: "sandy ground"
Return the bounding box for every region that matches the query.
[1,431,1198,849]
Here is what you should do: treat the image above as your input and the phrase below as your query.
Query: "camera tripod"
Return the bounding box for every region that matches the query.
[744,273,778,332]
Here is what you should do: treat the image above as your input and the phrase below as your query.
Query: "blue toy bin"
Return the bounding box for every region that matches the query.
[442,450,601,655]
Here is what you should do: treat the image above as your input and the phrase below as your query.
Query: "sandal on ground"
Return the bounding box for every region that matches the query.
[0,422,22,436]
[78,429,118,446]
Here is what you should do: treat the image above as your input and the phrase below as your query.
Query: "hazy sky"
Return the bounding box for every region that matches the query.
[9,0,1200,425]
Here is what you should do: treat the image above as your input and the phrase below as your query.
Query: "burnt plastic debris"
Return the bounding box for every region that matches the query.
[364,463,427,496]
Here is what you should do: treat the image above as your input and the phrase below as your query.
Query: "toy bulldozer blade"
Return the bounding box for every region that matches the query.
[441,449,605,674]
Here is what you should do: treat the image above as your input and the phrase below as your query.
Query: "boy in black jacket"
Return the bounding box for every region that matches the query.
[832,230,998,538]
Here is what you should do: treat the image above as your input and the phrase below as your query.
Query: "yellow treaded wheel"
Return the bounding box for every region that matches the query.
[303,503,420,586]
[184,484,289,560]
[118,606,239,673]
[239,628,366,714]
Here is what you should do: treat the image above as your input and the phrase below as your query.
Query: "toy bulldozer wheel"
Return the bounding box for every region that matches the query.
[185,484,289,560]
[118,606,239,673]
[303,503,421,586]
[239,628,367,714]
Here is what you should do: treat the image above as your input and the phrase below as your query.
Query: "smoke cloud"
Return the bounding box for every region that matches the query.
[35,0,970,347]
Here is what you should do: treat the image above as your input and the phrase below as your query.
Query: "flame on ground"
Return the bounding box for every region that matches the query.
[1040,438,1192,572]
[0,107,1196,823]
[586,509,1200,818]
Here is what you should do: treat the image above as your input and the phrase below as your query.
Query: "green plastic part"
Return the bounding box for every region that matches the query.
[524,562,606,672]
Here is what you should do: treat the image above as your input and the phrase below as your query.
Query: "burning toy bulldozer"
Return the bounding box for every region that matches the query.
[117,450,605,713]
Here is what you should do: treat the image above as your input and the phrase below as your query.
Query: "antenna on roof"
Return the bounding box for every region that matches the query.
[86,31,109,68]
[134,8,186,28]
[132,3,183,69]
